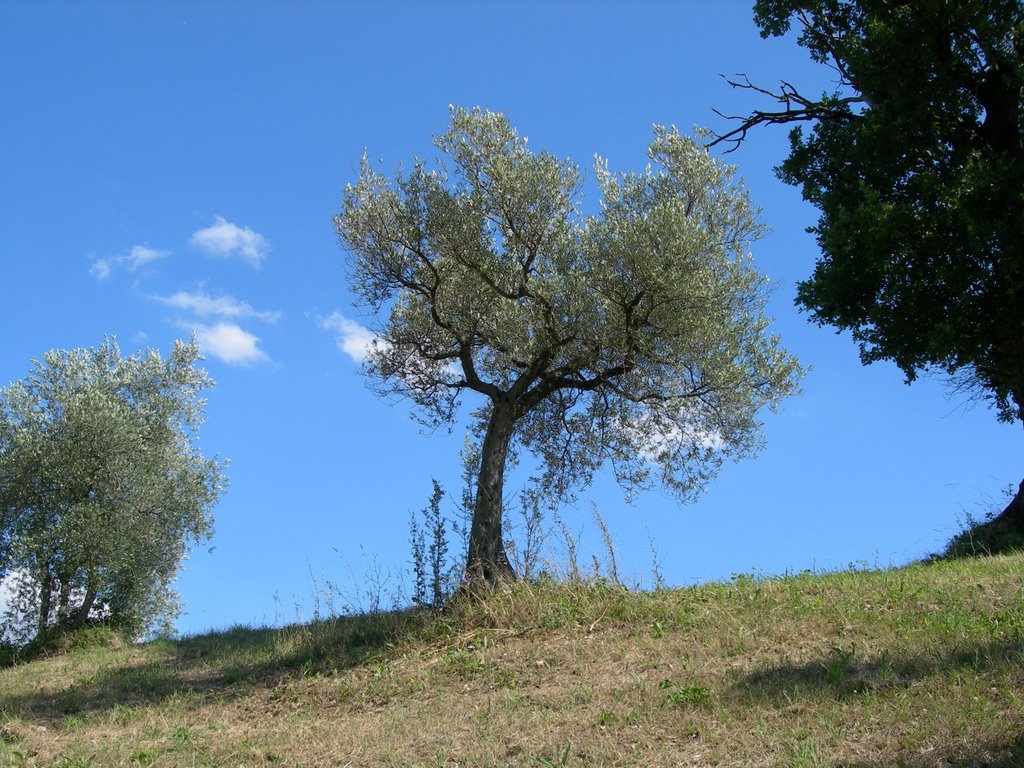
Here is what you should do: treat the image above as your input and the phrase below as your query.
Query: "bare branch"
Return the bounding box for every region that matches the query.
[708,74,866,152]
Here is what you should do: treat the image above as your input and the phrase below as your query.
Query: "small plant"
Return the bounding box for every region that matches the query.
[492,666,517,689]
[569,686,593,707]
[787,735,823,768]
[822,644,856,687]
[443,647,486,678]
[409,479,459,610]
[554,515,583,583]
[130,747,157,765]
[298,658,319,679]
[877,649,895,680]
[591,504,620,586]
[646,525,667,590]
[369,659,393,680]
[532,742,572,767]
[660,679,711,707]
[506,485,551,581]
[623,706,643,725]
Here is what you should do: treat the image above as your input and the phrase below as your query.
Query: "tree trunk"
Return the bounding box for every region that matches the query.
[967,391,1024,547]
[985,392,1024,536]
[999,479,1024,532]
[74,582,98,627]
[57,577,70,620]
[975,391,1024,538]
[465,401,517,588]
[36,566,53,637]
[969,478,1024,545]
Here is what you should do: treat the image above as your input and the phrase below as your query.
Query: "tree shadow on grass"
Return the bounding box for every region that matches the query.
[0,608,424,725]
[846,731,1024,768]
[730,636,1023,704]
[729,637,1024,766]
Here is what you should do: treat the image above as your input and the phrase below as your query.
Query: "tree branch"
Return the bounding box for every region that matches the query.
[708,74,865,152]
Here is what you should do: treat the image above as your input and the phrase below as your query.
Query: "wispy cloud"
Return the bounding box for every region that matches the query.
[89,260,112,280]
[318,311,379,363]
[190,322,269,366]
[190,216,269,268]
[89,245,168,280]
[153,289,281,324]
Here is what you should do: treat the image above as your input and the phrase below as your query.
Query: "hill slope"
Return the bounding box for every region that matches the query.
[1,554,1022,767]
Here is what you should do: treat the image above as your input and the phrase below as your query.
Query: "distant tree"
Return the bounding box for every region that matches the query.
[335,107,801,588]
[711,0,1024,533]
[0,339,226,642]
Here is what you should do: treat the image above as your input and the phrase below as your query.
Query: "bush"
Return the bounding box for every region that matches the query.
[14,622,125,663]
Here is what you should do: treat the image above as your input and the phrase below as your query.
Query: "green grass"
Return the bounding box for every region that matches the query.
[1,553,1022,766]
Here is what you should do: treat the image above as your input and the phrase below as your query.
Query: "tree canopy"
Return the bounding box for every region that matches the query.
[336,107,801,586]
[712,0,1023,536]
[0,339,226,643]
[715,0,1023,424]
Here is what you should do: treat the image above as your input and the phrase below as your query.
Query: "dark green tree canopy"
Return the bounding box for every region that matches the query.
[715,0,1023,423]
[0,339,226,642]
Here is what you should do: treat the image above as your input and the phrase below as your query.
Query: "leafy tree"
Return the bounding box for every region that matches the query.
[0,339,226,642]
[336,107,801,587]
[711,0,1024,533]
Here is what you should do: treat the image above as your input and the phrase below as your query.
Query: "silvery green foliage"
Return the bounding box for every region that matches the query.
[337,107,801,579]
[0,338,226,641]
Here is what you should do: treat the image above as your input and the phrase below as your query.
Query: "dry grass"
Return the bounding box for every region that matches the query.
[1,553,1022,767]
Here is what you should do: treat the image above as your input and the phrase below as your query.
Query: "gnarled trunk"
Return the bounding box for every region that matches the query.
[465,401,516,588]
[74,581,98,627]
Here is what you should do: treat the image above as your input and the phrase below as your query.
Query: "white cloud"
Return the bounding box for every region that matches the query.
[153,289,282,324]
[89,245,168,280]
[126,245,166,270]
[190,216,269,268]
[89,258,113,280]
[318,311,379,363]
[192,322,270,365]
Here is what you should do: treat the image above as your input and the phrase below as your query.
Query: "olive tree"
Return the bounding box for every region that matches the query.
[336,107,801,587]
[0,339,226,642]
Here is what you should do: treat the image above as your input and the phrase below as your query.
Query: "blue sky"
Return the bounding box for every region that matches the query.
[2,1,1019,635]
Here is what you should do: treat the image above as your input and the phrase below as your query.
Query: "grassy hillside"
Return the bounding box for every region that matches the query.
[1,554,1022,767]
